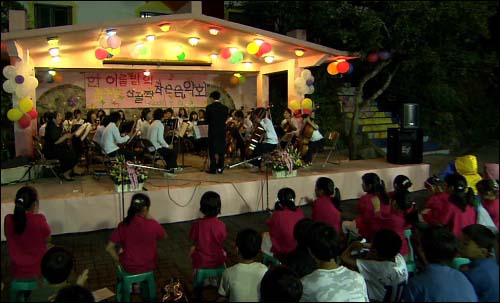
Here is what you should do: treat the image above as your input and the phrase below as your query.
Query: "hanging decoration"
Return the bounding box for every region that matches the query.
[6,97,37,129]
[327,60,352,76]
[294,69,315,96]
[246,40,272,58]
[301,98,313,115]
[95,31,122,60]
[2,63,38,98]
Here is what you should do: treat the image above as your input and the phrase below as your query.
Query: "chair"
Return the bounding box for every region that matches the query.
[9,278,39,302]
[30,137,63,184]
[90,141,116,174]
[449,257,471,270]
[262,252,281,267]
[404,229,417,274]
[322,131,341,167]
[116,265,156,302]
[193,266,226,289]
[140,139,165,168]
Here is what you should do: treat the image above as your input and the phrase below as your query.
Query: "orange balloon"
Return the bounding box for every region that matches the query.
[53,74,63,83]
[327,62,339,75]
[230,75,239,86]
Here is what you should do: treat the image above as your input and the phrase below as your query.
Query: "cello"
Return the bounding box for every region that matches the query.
[244,108,268,157]
[225,120,238,157]
[296,117,315,157]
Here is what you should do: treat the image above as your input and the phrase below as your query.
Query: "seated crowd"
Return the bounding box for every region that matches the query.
[3,161,499,302]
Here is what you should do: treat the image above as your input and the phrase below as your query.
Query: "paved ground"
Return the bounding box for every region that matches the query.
[1,140,497,302]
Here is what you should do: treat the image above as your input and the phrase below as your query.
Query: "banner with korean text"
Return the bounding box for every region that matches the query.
[85,71,209,109]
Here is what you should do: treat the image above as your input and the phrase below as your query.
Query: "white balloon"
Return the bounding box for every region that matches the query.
[15,84,31,98]
[17,63,34,76]
[301,69,312,79]
[308,86,315,95]
[25,76,39,89]
[2,79,15,93]
[3,65,17,79]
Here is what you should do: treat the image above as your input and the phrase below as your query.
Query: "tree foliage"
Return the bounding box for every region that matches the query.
[237,1,498,157]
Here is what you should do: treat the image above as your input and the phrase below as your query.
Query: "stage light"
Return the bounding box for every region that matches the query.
[209,27,220,35]
[159,23,170,32]
[51,56,60,63]
[47,37,59,46]
[143,70,151,76]
[295,49,305,57]
[106,29,117,37]
[229,47,238,54]
[233,73,241,78]
[146,35,155,42]
[48,69,56,76]
[254,39,264,46]
[49,47,59,56]
[243,61,252,67]
[264,56,275,63]
[188,37,200,46]
[210,53,218,60]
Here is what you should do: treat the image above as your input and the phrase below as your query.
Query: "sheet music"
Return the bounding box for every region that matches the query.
[178,121,189,137]
[193,125,208,139]
[92,287,115,302]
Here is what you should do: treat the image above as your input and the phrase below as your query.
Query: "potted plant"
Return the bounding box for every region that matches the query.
[266,146,303,178]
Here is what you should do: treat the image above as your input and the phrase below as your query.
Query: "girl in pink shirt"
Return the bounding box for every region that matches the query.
[189,191,227,270]
[342,173,390,241]
[307,177,342,233]
[106,193,166,274]
[4,186,51,278]
[420,176,449,224]
[476,179,499,228]
[266,187,305,261]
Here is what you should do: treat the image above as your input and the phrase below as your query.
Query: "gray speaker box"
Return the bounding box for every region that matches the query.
[402,103,419,128]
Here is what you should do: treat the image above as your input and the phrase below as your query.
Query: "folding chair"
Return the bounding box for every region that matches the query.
[322,131,341,167]
[140,138,165,168]
[28,137,63,184]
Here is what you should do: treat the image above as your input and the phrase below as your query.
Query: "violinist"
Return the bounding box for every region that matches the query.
[43,111,80,181]
[301,110,324,166]
[247,107,278,172]
[280,108,300,149]
[101,111,135,161]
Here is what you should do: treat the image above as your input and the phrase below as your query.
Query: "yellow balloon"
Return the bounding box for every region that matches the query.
[19,97,33,113]
[107,47,121,56]
[246,42,259,55]
[289,99,300,111]
[302,98,313,110]
[7,108,23,121]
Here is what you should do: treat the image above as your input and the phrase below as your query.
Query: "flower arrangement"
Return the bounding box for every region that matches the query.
[267,146,303,173]
[109,155,148,186]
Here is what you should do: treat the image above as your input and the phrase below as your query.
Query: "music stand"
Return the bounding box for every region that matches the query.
[193,122,209,171]
[177,121,191,168]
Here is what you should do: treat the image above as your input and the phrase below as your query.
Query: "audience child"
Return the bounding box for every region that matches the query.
[301,222,369,302]
[341,229,408,302]
[285,218,317,278]
[459,224,499,302]
[390,175,413,199]
[31,246,89,302]
[483,163,499,182]
[54,285,95,303]
[106,193,166,274]
[4,186,51,279]
[189,191,227,272]
[439,155,483,195]
[421,173,477,237]
[342,173,390,241]
[420,176,448,223]
[305,177,342,232]
[218,228,268,302]
[260,265,303,303]
[402,226,478,302]
[265,188,305,262]
[476,179,499,229]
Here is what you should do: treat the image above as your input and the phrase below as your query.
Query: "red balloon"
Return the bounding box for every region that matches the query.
[367,52,379,63]
[221,48,231,59]
[95,48,109,60]
[18,114,31,129]
[337,61,350,73]
[28,109,38,120]
[255,49,265,57]
[259,42,272,54]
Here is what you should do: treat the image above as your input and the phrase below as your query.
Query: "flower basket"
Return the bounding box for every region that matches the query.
[115,182,144,193]
[273,169,298,178]
[266,146,303,177]
[110,155,148,192]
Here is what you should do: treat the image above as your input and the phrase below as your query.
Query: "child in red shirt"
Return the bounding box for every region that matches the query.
[342,173,390,241]
[389,175,413,199]
[189,191,227,270]
[4,186,51,278]
[306,177,342,233]
[106,193,166,274]
[420,176,449,224]
[476,179,499,229]
[266,187,305,261]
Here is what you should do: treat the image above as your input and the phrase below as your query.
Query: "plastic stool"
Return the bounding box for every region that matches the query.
[404,229,417,274]
[116,266,156,302]
[193,266,226,289]
[262,253,281,267]
[9,278,39,302]
[450,257,471,270]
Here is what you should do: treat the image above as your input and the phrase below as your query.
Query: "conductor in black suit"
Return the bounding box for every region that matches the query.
[205,91,229,174]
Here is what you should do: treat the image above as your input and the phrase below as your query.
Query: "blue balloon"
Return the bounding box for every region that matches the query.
[379,51,391,60]
[346,63,354,74]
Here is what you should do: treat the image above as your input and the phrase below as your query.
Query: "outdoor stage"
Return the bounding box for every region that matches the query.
[0,155,429,241]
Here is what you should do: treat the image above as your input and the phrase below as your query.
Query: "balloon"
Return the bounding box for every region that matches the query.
[15,75,24,84]
[230,75,239,86]
[19,98,33,113]
[2,65,17,79]
[221,48,231,59]
[107,35,121,49]
[18,114,31,129]
[367,52,379,63]
[346,63,354,74]
[255,49,265,57]
[53,74,63,83]
[229,51,243,64]
[246,42,259,55]
[99,35,108,48]
[337,61,350,73]
[379,51,391,60]
[7,108,23,121]
[107,47,121,56]
[239,75,246,84]
[302,109,312,115]
[15,84,31,98]
[259,42,272,54]
[302,98,313,110]
[95,48,108,60]
[27,109,38,120]
[306,79,314,86]
[301,69,312,79]
[307,86,315,95]
[177,52,186,61]
[327,62,339,75]
[25,76,39,89]
[2,80,15,93]
[289,99,300,111]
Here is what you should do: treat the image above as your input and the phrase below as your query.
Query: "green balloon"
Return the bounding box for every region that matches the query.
[229,51,244,64]
[239,75,246,84]
[177,52,186,61]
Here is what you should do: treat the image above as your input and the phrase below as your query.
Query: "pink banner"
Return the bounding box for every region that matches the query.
[85,71,209,109]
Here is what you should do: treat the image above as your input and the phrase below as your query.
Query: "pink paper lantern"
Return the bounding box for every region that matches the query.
[221,48,231,59]
[18,114,31,129]
[95,48,109,60]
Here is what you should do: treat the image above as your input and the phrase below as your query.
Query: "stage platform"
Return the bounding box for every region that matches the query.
[1,154,429,241]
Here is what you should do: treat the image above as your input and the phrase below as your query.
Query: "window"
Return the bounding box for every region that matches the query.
[140,12,169,18]
[34,4,72,28]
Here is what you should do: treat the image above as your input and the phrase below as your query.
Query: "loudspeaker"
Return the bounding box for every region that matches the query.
[387,128,423,164]
[401,103,419,128]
